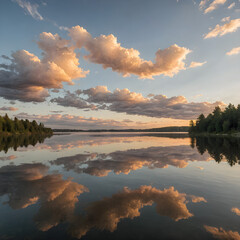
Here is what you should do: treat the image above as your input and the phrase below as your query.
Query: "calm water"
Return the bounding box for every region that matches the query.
[0,133,240,240]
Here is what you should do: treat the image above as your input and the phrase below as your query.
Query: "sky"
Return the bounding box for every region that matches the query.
[0,0,239,129]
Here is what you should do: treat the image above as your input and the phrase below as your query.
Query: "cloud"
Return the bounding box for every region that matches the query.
[226,46,240,55]
[70,185,206,238]
[204,0,227,14]
[204,18,240,39]
[204,225,240,240]
[232,207,240,216]
[0,163,88,231]
[51,86,225,120]
[50,91,97,110]
[14,112,161,130]
[189,61,207,68]
[228,2,236,9]
[199,0,209,9]
[0,33,88,102]
[14,0,44,20]
[51,145,210,177]
[0,106,18,111]
[68,25,192,79]
[222,16,230,22]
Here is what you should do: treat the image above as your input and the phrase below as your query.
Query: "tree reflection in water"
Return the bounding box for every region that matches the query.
[190,136,240,166]
[0,134,52,153]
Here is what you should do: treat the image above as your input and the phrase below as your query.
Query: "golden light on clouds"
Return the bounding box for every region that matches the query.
[69,25,192,79]
[205,18,240,39]
[204,225,240,240]
[226,46,240,56]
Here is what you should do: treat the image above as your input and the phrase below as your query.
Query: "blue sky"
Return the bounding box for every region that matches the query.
[0,0,239,129]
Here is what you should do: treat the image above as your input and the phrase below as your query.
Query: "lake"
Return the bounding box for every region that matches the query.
[0,132,240,240]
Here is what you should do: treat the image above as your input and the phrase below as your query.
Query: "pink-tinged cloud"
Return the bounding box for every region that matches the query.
[14,112,163,130]
[70,186,206,238]
[0,33,88,102]
[51,86,226,120]
[69,25,192,79]
[0,106,18,111]
[204,18,240,39]
[204,225,240,240]
[226,46,240,55]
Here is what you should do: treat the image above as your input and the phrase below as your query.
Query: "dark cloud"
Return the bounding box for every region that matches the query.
[51,86,225,120]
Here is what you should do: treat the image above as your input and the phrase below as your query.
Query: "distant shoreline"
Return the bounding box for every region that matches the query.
[52,126,189,133]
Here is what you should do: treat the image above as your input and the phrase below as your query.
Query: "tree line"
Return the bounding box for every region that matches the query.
[189,104,240,134]
[0,114,53,135]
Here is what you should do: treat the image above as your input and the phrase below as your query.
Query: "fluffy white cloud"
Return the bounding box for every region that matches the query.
[204,18,240,39]
[226,46,240,55]
[0,33,88,102]
[14,0,44,20]
[51,86,225,120]
[68,25,192,79]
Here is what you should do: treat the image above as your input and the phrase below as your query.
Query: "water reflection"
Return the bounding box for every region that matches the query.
[69,186,206,239]
[1,133,240,239]
[0,134,52,153]
[191,137,240,166]
[52,145,209,177]
[0,163,88,231]
[0,163,206,239]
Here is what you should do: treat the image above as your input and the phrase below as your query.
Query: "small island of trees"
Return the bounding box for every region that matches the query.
[0,114,53,135]
[189,104,240,135]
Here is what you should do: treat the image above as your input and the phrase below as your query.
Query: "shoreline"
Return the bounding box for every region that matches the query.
[0,132,53,137]
[189,132,240,138]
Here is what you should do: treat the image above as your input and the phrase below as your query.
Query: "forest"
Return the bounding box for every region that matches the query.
[189,104,240,134]
[0,114,53,135]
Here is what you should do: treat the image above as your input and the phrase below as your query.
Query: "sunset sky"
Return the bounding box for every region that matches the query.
[0,0,239,129]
